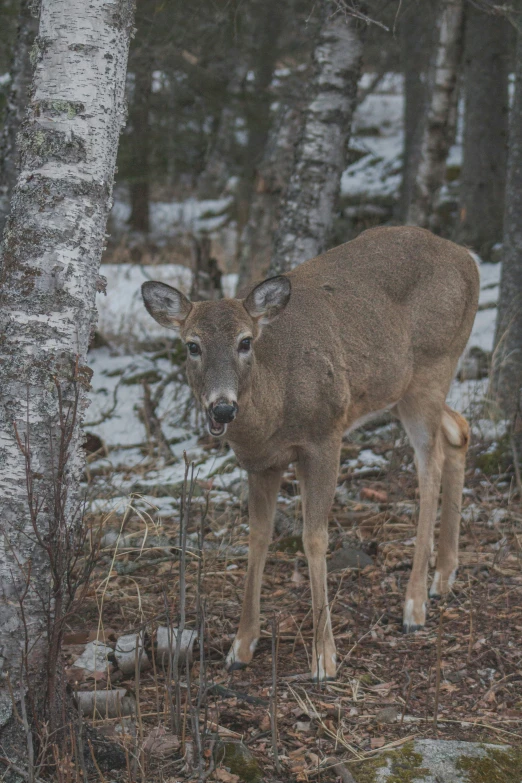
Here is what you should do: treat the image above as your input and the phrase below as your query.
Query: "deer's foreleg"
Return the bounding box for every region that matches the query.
[226,467,282,671]
[298,441,341,681]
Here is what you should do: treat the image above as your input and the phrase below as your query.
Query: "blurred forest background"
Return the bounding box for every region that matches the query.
[1,2,522,780]
[0,0,516,279]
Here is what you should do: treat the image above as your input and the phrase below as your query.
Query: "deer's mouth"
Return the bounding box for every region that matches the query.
[206,412,227,438]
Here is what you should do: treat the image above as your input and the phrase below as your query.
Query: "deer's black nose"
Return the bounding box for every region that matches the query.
[211,402,238,423]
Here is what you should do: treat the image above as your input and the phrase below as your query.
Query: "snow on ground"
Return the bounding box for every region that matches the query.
[87,256,500,516]
[341,74,404,202]
[97,264,238,344]
[110,197,233,241]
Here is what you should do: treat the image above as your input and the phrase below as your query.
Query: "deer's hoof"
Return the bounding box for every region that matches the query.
[429,568,457,599]
[311,652,337,683]
[225,636,258,672]
[402,598,426,633]
[227,660,248,672]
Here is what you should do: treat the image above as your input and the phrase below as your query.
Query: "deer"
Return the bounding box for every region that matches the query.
[141,226,479,682]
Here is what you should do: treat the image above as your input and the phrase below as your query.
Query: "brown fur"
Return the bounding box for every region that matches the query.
[142,226,480,680]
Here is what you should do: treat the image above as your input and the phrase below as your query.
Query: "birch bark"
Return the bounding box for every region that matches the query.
[269,3,363,274]
[406,0,464,228]
[0,0,39,236]
[0,0,134,751]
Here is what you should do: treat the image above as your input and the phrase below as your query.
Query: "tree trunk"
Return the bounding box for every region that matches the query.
[190,233,223,301]
[233,0,285,233]
[0,0,39,237]
[0,0,134,765]
[269,3,364,274]
[128,61,153,233]
[399,0,439,221]
[491,6,522,444]
[197,0,283,203]
[196,61,247,199]
[406,0,464,228]
[237,97,303,294]
[457,5,510,258]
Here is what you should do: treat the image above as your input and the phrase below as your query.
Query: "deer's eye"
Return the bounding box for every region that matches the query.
[187,342,201,356]
[239,337,252,353]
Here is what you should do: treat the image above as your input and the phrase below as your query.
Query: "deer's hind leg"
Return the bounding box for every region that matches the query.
[396,392,446,632]
[429,405,469,598]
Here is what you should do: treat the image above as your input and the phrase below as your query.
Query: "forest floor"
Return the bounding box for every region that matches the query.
[72,412,522,782]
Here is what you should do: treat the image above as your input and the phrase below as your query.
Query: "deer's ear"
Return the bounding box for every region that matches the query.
[243,276,291,325]
[141,282,192,328]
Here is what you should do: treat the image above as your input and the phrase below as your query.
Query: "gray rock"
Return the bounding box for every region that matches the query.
[349,739,522,782]
[328,545,373,572]
[72,641,113,672]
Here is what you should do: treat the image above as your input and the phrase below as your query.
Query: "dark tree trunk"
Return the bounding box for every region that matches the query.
[399,0,439,221]
[491,5,522,444]
[128,59,153,234]
[234,0,285,232]
[406,0,464,228]
[190,234,223,301]
[197,0,283,203]
[0,0,39,236]
[237,95,304,294]
[457,5,510,258]
[269,3,364,274]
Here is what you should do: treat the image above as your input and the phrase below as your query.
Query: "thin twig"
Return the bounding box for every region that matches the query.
[433,604,445,727]
[270,613,281,774]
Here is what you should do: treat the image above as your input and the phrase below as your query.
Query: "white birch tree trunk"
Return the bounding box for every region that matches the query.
[0,0,134,757]
[406,0,464,228]
[269,3,363,274]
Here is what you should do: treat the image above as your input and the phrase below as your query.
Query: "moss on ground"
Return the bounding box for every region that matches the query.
[349,742,429,782]
[456,746,522,783]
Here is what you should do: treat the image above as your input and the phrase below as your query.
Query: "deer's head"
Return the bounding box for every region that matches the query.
[141,277,290,436]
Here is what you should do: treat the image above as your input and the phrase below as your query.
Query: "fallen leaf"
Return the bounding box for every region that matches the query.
[370,737,386,749]
[360,487,388,503]
[214,770,240,783]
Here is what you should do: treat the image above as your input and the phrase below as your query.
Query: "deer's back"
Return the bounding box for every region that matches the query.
[256,227,478,430]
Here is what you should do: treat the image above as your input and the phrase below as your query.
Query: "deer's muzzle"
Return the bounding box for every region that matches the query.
[206,400,238,437]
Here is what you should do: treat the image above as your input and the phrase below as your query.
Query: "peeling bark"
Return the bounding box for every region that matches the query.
[269,3,363,274]
[0,0,134,756]
[491,5,522,439]
[406,0,464,228]
[458,5,510,257]
[0,0,39,237]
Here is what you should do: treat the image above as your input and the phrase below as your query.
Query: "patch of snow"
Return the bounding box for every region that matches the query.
[110,197,232,241]
[341,77,404,201]
[96,263,191,343]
